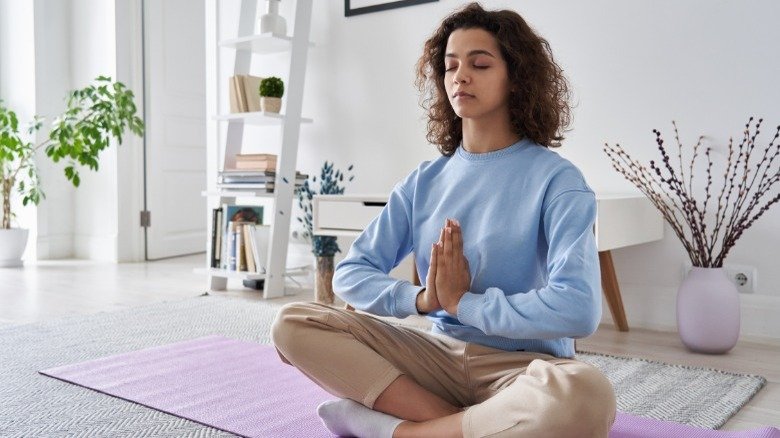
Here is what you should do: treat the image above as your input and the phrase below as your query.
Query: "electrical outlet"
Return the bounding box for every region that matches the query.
[681,262,757,294]
[723,264,757,294]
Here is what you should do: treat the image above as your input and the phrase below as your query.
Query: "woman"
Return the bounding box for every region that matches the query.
[271,3,616,437]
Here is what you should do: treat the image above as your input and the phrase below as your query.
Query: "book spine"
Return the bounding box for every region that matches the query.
[237,223,247,271]
[215,208,223,268]
[227,221,237,271]
[210,208,219,268]
[243,224,256,273]
[249,225,261,273]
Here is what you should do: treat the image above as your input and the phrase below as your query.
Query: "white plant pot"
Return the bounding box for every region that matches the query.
[0,228,29,267]
[261,97,282,113]
[257,0,287,36]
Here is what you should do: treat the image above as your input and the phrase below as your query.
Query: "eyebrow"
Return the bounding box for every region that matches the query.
[445,49,495,59]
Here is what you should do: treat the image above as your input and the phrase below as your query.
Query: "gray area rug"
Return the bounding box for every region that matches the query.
[0,295,766,437]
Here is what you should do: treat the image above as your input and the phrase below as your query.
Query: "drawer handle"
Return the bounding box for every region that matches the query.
[362,201,387,207]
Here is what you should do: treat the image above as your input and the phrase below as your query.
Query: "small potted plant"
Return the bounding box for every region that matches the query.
[259,76,284,113]
[297,161,355,304]
[0,76,144,267]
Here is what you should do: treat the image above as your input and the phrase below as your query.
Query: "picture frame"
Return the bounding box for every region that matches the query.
[345,0,438,17]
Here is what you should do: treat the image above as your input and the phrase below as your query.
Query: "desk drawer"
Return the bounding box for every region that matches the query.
[317,199,386,231]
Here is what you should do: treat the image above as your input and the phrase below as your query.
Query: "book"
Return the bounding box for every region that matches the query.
[210,208,223,268]
[236,153,277,161]
[235,160,277,171]
[243,224,256,273]
[250,224,271,273]
[224,205,264,225]
[215,208,223,268]
[242,75,264,112]
[228,77,240,113]
[235,75,248,112]
[227,221,237,270]
[236,222,248,271]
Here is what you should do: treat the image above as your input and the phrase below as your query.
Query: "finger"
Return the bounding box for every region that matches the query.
[443,226,453,260]
[438,226,445,244]
[428,243,438,277]
[452,221,463,257]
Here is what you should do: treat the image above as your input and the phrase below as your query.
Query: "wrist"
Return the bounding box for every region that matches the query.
[415,288,428,314]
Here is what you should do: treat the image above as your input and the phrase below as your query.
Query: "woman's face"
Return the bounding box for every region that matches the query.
[443,28,512,121]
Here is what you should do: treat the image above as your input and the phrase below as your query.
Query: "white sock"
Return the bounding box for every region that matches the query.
[317,398,404,438]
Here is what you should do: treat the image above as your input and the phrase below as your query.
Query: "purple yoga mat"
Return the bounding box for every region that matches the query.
[40,335,778,438]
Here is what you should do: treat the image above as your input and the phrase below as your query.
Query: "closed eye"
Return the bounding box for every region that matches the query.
[445,66,489,72]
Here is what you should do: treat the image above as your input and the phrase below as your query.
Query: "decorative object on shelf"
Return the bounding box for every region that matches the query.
[604,118,780,353]
[0,76,144,267]
[344,0,438,17]
[259,76,284,113]
[257,0,287,36]
[297,161,355,304]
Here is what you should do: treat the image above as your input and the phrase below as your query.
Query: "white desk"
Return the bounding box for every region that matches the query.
[312,193,663,331]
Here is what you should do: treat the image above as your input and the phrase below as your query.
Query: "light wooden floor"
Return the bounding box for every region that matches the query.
[1,254,777,431]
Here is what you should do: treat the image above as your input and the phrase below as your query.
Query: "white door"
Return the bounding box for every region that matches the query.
[143,0,207,260]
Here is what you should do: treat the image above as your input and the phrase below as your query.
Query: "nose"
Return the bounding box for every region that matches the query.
[452,67,470,85]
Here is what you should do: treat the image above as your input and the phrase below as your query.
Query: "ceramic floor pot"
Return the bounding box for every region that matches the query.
[315,255,335,304]
[677,267,740,353]
[0,228,29,267]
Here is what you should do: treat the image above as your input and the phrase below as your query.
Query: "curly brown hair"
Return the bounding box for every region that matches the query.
[414,2,572,155]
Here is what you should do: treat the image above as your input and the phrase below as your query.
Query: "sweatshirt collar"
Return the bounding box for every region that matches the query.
[456,137,531,162]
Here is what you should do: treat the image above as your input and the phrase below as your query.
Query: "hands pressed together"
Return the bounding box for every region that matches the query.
[416,218,471,316]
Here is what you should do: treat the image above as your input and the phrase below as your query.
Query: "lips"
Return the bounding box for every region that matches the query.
[454,92,474,99]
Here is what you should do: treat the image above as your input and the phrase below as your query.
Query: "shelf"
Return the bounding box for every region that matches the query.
[202,190,277,200]
[313,228,361,238]
[214,111,313,125]
[219,33,315,54]
[194,267,266,280]
[194,264,311,280]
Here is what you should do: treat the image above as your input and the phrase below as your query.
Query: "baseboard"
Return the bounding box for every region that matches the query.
[604,282,780,341]
[73,233,119,262]
[35,233,74,259]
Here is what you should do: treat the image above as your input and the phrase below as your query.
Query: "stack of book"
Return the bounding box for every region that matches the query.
[217,170,308,192]
[229,75,264,113]
[219,154,308,192]
[210,205,270,273]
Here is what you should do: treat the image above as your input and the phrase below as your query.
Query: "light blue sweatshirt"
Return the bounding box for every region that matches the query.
[332,138,601,358]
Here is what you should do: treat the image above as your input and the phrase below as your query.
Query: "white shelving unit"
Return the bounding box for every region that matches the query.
[201,0,314,298]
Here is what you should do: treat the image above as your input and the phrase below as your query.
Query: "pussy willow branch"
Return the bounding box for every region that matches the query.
[605,118,780,267]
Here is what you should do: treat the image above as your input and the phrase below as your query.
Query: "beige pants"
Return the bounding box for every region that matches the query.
[271,302,616,438]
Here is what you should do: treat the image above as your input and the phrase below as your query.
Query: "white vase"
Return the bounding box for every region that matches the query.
[257,0,287,36]
[676,267,740,354]
[0,228,29,267]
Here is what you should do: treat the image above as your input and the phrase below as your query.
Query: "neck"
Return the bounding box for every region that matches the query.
[461,112,520,153]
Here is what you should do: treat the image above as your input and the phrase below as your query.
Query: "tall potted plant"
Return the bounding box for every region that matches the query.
[297,161,355,304]
[0,76,144,267]
[604,118,780,353]
[259,76,284,113]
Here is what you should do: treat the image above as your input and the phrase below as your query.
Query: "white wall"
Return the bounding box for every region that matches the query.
[70,0,120,261]
[227,0,780,338]
[32,0,75,260]
[0,0,38,259]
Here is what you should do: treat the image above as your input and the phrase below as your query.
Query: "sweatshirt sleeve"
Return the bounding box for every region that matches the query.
[332,182,423,318]
[456,189,602,339]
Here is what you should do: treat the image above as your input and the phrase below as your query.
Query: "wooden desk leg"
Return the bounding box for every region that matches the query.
[599,250,629,332]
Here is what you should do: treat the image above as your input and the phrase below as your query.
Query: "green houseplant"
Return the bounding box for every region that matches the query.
[259,76,284,113]
[297,161,355,303]
[0,76,144,266]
